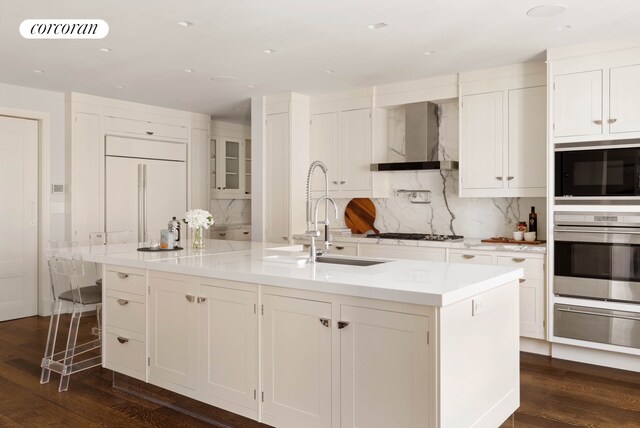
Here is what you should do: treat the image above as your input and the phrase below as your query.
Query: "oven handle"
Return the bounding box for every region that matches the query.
[554,228,640,235]
[557,306,640,321]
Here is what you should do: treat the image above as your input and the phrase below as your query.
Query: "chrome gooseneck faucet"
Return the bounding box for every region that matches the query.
[306,196,339,263]
[305,161,335,263]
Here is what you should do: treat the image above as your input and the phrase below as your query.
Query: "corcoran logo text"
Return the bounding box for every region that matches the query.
[20,19,109,39]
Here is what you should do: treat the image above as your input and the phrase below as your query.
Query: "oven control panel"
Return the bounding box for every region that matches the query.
[555,212,640,226]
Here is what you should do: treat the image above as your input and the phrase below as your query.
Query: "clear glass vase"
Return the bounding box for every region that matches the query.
[192,227,205,249]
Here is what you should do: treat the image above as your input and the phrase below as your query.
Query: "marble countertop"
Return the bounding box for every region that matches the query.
[80,239,523,307]
[292,234,547,254]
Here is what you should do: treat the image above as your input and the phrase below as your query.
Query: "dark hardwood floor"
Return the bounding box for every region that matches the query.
[1,316,639,427]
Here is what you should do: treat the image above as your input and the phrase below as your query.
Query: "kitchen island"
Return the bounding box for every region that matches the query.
[84,240,523,428]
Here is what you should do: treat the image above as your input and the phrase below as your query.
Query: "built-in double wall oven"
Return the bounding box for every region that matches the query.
[553,212,640,349]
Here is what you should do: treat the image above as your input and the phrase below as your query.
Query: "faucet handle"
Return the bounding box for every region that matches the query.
[305,230,321,238]
[323,240,333,252]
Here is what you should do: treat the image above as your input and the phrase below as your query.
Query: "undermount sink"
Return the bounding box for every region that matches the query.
[316,256,387,267]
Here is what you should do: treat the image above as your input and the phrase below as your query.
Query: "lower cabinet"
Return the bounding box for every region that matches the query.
[148,272,259,418]
[261,292,433,428]
[359,243,446,262]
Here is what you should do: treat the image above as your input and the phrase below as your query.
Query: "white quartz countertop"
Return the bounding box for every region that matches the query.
[81,239,523,307]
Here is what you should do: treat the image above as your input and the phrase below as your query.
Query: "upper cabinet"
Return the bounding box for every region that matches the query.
[310,108,373,197]
[459,62,547,198]
[210,121,251,199]
[550,44,640,143]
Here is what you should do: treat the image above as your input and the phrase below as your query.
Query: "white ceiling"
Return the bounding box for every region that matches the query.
[1,0,639,124]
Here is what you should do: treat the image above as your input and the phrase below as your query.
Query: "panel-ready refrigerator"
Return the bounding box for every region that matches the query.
[105,136,187,243]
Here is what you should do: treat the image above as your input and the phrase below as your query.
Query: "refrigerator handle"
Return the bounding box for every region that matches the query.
[143,164,148,243]
[137,164,144,243]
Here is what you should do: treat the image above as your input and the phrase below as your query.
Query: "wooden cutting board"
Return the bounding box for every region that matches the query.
[345,198,379,234]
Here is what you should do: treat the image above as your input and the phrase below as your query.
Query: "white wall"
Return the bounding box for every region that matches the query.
[0,82,66,241]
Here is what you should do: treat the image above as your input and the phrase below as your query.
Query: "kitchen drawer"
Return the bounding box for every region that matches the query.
[105,292,145,334]
[359,244,446,262]
[329,243,357,256]
[104,331,146,381]
[449,251,493,265]
[105,116,188,141]
[497,256,544,280]
[105,269,146,296]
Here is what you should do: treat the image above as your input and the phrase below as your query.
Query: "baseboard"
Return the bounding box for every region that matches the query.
[552,343,640,372]
[520,337,551,356]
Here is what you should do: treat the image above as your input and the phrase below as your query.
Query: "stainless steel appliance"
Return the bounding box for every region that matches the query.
[554,142,640,205]
[366,233,464,241]
[553,211,640,348]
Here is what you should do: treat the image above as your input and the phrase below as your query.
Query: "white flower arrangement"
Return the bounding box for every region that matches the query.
[183,209,214,229]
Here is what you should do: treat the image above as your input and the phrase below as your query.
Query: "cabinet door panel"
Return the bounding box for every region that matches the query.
[610,64,640,134]
[190,128,209,210]
[266,113,290,243]
[553,70,603,138]
[340,108,372,191]
[359,244,446,262]
[508,86,546,189]
[200,284,257,412]
[149,276,197,390]
[261,294,332,428]
[310,112,339,191]
[461,92,504,189]
[518,279,545,339]
[340,305,430,428]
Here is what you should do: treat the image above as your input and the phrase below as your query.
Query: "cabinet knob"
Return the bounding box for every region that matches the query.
[519,278,526,283]
[507,176,514,181]
[185,295,195,303]
[337,321,350,329]
[608,118,618,124]
[116,336,129,344]
[197,297,207,303]
[512,258,526,263]
[495,176,503,181]
[319,318,331,327]
[117,272,129,279]
[593,119,603,125]
[462,254,475,259]
[116,299,129,306]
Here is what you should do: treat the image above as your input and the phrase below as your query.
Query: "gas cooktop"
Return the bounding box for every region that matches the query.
[366,233,464,241]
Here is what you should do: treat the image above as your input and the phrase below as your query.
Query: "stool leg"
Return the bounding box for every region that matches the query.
[40,299,62,385]
[59,304,82,392]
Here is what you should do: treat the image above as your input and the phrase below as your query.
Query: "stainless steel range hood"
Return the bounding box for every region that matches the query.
[370,101,459,172]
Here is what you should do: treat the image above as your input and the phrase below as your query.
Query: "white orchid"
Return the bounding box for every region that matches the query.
[183,209,214,229]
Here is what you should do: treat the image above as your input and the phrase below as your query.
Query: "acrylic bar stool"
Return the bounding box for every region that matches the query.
[40,244,102,392]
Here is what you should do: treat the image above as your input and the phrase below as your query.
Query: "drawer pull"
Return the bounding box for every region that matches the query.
[197,297,207,303]
[319,318,331,327]
[243,231,249,235]
[462,254,475,259]
[117,272,129,279]
[117,299,129,306]
[340,181,346,184]
[186,295,195,303]
[507,176,514,181]
[332,180,339,184]
[219,233,226,237]
[593,119,603,125]
[512,258,526,263]
[335,246,345,250]
[146,131,154,135]
[608,118,618,124]
[519,278,526,283]
[337,321,350,329]
[117,336,129,344]
[495,176,503,181]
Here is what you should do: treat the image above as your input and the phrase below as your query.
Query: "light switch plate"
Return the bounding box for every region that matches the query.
[472,297,484,316]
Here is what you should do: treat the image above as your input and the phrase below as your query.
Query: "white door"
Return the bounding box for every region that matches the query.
[507,86,547,189]
[460,92,504,190]
[144,159,186,238]
[148,275,197,390]
[340,305,430,428]
[0,116,38,322]
[265,113,290,244]
[261,294,332,428]
[609,64,640,134]
[310,112,339,192]
[553,70,603,138]
[340,108,372,192]
[105,156,140,238]
[199,283,258,413]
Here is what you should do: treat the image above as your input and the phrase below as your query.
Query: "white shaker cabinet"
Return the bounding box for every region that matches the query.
[190,127,210,210]
[552,70,603,138]
[609,64,640,134]
[340,305,430,428]
[310,112,339,192]
[265,112,291,244]
[261,294,333,428]
[359,243,447,262]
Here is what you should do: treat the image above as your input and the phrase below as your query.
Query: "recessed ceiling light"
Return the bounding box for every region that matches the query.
[263,49,276,54]
[324,69,336,74]
[367,22,388,30]
[184,68,195,73]
[211,75,237,83]
[178,21,194,27]
[526,4,568,18]
[99,47,112,53]
[424,51,437,56]
[33,69,44,74]
[248,84,257,89]
[115,85,124,89]
[556,24,572,31]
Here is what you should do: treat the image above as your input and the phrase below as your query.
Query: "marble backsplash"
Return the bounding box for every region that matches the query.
[210,199,251,225]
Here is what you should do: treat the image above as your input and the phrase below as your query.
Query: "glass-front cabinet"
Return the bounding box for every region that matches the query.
[210,135,251,198]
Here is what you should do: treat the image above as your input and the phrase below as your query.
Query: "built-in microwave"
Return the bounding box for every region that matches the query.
[555,145,640,204]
